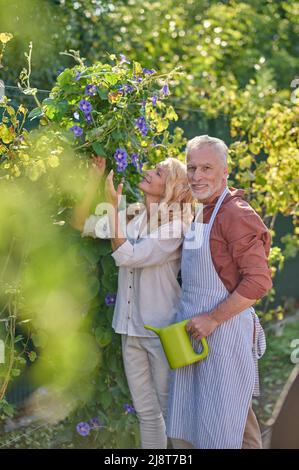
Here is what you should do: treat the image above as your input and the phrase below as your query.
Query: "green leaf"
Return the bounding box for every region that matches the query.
[104,73,118,86]
[98,88,108,100]
[133,61,142,76]
[92,142,106,156]
[101,273,117,291]
[28,107,44,121]
[31,331,48,348]
[57,68,73,88]
[101,255,116,274]
[95,327,113,347]
[94,239,112,256]
[14,335,23,343]
[100,390,113,409]
[86,276,100,299]
[44,100,69,121]
[165,106,178,121]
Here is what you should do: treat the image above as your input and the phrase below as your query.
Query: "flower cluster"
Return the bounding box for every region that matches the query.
[85,84,97,96]
[114,148,128,172]
[118,83,134,94]
[135,116,148,136]
[79,99,93,124]
[58,57,175,179]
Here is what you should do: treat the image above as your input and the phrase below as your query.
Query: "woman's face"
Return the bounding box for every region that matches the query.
[138,163,168,200]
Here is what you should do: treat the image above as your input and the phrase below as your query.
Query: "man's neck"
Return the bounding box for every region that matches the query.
[199,183,227,205]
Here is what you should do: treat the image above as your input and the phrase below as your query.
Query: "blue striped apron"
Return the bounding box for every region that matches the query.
[166,187,266,449]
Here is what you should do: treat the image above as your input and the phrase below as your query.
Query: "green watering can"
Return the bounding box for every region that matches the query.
[144,319,209,369]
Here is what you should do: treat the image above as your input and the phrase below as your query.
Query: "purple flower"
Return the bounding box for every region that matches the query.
[131,153,139,169]
[135,116,148,136]
[116,159,128,173]
[90,417,103,429]
[85,113,92,124]
[70,125,83,137]
[142,68,156,75]
[114,148,128,163]
[76,422,91,437]
[133,75,143,83]
[120,54,130,65]
[124,404,136,414]
[75,71,81,81]
[161,84,170,96]
[118,84,134,94]
[79,99,92,115]
[140,99,146,109]
[73,111,80,120]
[135,116,146,127]
[85,84,97,96]
[105,293,116,306]
[151,96,157,106]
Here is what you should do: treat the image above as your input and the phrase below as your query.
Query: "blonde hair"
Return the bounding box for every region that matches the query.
[128,157,194,233]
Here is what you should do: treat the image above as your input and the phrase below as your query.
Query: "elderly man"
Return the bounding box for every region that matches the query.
[167,135,272,449]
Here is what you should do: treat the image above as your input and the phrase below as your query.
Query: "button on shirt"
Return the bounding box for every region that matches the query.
[83,209,187,338]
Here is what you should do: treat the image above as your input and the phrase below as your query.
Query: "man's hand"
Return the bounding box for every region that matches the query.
[186,313,219,341]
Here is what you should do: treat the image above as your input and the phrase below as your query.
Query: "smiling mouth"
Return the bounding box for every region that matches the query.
[192,184,208,190]
[141,176,151,184]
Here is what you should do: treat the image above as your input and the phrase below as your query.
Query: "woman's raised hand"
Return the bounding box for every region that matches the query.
[105,169,123,208]
[88,155,106,182]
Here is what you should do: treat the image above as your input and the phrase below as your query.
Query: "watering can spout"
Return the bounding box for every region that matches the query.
[144,325,161,335]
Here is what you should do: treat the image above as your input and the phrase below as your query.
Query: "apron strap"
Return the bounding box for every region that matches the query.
[207,186,230,232]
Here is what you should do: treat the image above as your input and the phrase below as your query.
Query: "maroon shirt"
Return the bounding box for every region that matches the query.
[202,187,272,300]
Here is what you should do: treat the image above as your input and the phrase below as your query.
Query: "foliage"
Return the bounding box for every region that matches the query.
[0,45,186,448]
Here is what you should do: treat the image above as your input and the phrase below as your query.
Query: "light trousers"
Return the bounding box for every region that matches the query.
[121,334,170,449]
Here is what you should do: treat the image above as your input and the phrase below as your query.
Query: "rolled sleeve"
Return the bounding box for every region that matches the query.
[226,214,272,300]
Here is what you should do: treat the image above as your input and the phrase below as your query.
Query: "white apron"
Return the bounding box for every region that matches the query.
[166,187,266,449]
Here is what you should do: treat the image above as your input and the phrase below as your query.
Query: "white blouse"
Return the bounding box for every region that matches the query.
[82,209,188,337]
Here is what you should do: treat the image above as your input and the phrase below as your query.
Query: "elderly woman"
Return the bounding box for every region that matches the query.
[72,156,193,449]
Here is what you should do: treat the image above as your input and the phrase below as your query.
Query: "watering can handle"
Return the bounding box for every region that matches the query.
[181,319,209,360]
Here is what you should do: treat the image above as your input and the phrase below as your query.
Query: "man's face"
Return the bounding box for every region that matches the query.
[186,145,228,202]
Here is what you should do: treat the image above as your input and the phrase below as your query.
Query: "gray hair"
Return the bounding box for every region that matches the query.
[186,135,228,166]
